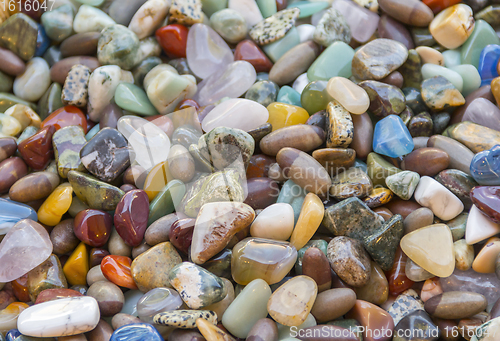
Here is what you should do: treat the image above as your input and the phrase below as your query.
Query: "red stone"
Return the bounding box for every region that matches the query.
[386,247,414,296]
[101,255,138,290]
[276,0,287,11]
[11,274,30,302]
[18,126,55,170]
[470,186,500,223]
[155,24,189,58]
[114,189,150,247]
[246,154,276,178]
[0,288,16,310]
[422,0,461,13]
[90,248,110,267]
[74,209,113,247]
[41,106,88,134]
[34,288,83,304]
[169,218,195,254]
[234,40,274,73]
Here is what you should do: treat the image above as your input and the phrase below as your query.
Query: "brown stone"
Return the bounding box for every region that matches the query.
[144,213,183,246]
[260,125,325,156]
[234,39,273,73]
[424,291,488,320]
[350,113,372,159]
[50,219,80,255]
[383,199,422,219]
[377,15,414,50]
[246,318,278,341]
[269,41,320,86]
[427,135,474,175]
[355,261,389,305]
[0,137,16,163]
[111,313,142,330]
[60,32,100,58]
[312,148,356,177]
[50,56,100,84]
[9,171,60,202]
[346,300,394,341]
[244,177,280,210]
[327,236,371,287]
[0,46,26,76]
[401,147,449,176]
[302,247,331,292]
[85,319,114,341]
[373,208,393,221]
[310,288,357,322]
[380,71,404,88]
[403,207,434,235]
[379,0,434,27]
[0,156,28,194]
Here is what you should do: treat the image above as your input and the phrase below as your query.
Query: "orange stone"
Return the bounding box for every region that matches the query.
[346,300,394,341]
[101,255,138,290]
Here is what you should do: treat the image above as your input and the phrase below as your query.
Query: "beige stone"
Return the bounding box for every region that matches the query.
[326,77,370,115]
[429,4,474,49]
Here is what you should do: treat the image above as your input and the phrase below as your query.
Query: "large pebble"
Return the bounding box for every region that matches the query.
[310,288,356,323]
[414,176,464,220]
[424,291,487,319]
[327,236,371,287]
[13,57,51,102]
[260,125,325,156]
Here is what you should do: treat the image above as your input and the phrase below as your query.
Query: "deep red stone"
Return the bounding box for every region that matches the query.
[276,0,287,11]
[114,189,150,247]
[422,0,461,13]
[169,218,195,254]
[90,248,110,267]
[11,274,30,302]
[246,154,276,178]
[386,247,414,296]
[34,288,83,304]
[18,126,55,170]
[234,40,273,73]
[244,177,279,210]
[470,186,500,223]
[74,209,113,247]
[155,24,189,58]
[41,106,88,134]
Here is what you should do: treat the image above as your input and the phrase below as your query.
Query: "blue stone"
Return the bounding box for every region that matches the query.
[110,323,162,341]
[277,85,302,106]
[372,115,414,158]
[5,329,53,341]
[0,198,38,235]
[478,44,500,86]
[35,25,50,57]
[470,144,500,186]
[276,179,307,223]
[353,159,368,173]
[86,123,100,141]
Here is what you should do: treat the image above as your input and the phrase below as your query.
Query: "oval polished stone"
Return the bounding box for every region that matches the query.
[401,147,450,177]
[114,190,149,247]
[429,4,474,50]
[169,218,194,255]
[41,106,87,134]
[87,281,124,317]
[302,247,331,292]
[424,291,487,319]
[470,186,500,223]
[260,125,325,156]
[346,300,394,341]
[50,56,100,84]
[377,14,414,50]
[311,288,356,323]
[9,171,60,203]
[246,318,278,341]
[234,39,273,73]
[327,236,371,287]
[312,148,355,177]
[0,157,28,194]
[244,177,279,210]
[269,41,320,86]
[0,47,26,76]
[74,209,113,247]
[326,77,370,115]
[0,138,16,163]
[101,255,137,290]
[427,135,474,175]
[379,0,434,27]
[50,219,80,256]
[60,32,100,58]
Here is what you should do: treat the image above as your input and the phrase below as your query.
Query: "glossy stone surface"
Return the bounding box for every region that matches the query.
[74,209,112,247]
[470,186,500,223]
[17,126,53,170]
[68,171,125,211]
[373,115,414,158]
[427,135,474,174]
[114,190,149,247]
[234,40,273,73]
[470,145,500,185]
[202,99,268,132]
[52,125,87,178]
[326,77,369,115]
[0,157,28,194]
[346,300,394,341]
[137,287,182,323]
[429,4,474,49]
[110,323,162,341]
[327,236,371,287]
[466,204,500,245]
[325,100,353,148]
[307,41,354,81]
[101,255,138,290]
[27,254,68,302]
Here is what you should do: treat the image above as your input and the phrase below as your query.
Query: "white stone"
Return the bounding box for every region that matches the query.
[17,297,100,337]
[228,0,263,28]
[250,203,295,240]
[326,77,370,115]
[466,205,500,245]
[137,36,162,60]
[13,57,50,102]
[201,98,268,133]
[129,0,170,39]
[73,4,115,33]
[87,65,134,122]
[414,176,464,221]
[293,73,310,94]
[297,24,316,43]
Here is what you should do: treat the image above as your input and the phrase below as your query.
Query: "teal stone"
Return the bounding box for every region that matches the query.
[0,93,36,112]
[132,57,162,87]
[295,239,328,274]
[114,83,158,116]
[17,126,39,144]
[97,24,140,70]
[245,80,280,107]
[262,27,300,63]
[75,0,105,5]
[148,180,186,225]
[277,85,301,106]
[257,0,277,18]
[40,4,74,43]
[353,159,368,173]
[450,64,481,97]
[0,13,38,61]
[0,70,13,93]
[287,1,329,18]
[461,20,500,68]
[85,124,100,141]
[385,171,420,200]
[43,46,62,67]
[447,212,468,242]
[307,41,354,81]
[442,49,462,68]
[37,83,63,120]
[202,0,229,18]
[277,179,307,223]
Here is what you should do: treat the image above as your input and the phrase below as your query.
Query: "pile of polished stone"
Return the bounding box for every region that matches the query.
[2,0,500,340]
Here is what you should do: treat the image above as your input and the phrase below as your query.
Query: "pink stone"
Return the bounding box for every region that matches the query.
[331,0,380,43]
[462,98,500,131]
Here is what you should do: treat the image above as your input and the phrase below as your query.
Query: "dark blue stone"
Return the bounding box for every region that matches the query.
[478,44,500,86]
[470,144,500,185]
[0,198,38,235]
[35,24,50,57]
[5,329,53,341]
[110,323,163,341]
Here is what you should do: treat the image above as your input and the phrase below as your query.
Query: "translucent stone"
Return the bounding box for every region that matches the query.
[262,27,300,63]
[414,176,464,221]
[250,203,295,240]
[331,0,379,43]
[201,98,267,132]
[186,23,234,79]
[465,205,500,245]
[289,193,324,250]
[137,288,183,323]
[326,77,370,115]
[450,64,481,96]
[372,115,414,158]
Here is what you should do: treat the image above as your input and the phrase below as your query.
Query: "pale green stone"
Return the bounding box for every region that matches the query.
[97,24,140,70]
[114,83,158,116]
[257,0,277,18]
[262,27,300,63]
[385,171,420,200]
[450,64,481,97]
[210,9,248,44]
[442,49,462,68]
[0,93,36,112]
[85,124,100,141]
[202,0,228,18]
[221,279,272,338]
[277,179,307,223]
[148,180,186,225]
[447,212,468,241]
[278,313,316,339]
[277,85,301,106]
[421,63,463,93]
[461,20,500,68]
[307,41,354,81]
[41,4,74,42]
[287,1,329,18]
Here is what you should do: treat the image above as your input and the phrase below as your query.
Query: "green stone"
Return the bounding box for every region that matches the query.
[85,123,100,141]
[0,93,36,113]
[0,70,13,93]
[37,83,64,120]
[114,83,158,116]
[17,126,39,144]
[421,76,465,111]
[287,1,329,18]
[257,0,277,18]
[446,212,468,242]
[385,171,420,200]
[41,4,74,42]
[300,80,333,114]
[97,24,140,70]
[52,126,88,178]
[399,107,414,127]
[132,57,162,87]
[210,9,248,44]
[362,214,403,271]
[201,0,229,18]
[450,64,481,97]
[277,179,307,223]
[475,6,500,31]
[277,85,301,106]
[366,152,402,188]
[442,49,462,68]
[244,80,280,107]
[402,87,427,114]
[421,64,463,92]
[399,49,422,89]
[359,80,406,118]
[410,27,435,47]
[262,27,300,63]
[68,171,125,211]
[461,20,500,68]
[256,72,269,81]
[295,239,328,275]
[322,196,385,240]
[148,180,186,225]
[0,13,38,61]
[307,41,354,81]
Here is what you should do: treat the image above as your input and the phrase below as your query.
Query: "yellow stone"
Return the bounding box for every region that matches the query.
[454,239,474,271]
[266,102,310,131]
[267,275,317,327]
[0,302,29,335]
[63,242,90,286]
[446,121,500,153]
[415,46,444,66]
[4,104,41,130]
[472,237,500,273]
[196,317,235,341]
[429,4,474,49]
[326,77,370,115]
[400,224,455,278]
[0,0,9,25]
[362,188,393,208]
[290,193,324,250]
[38,183,73,226]
[0,114,22,137]
[143,161,174,201]
[492,77,500,107]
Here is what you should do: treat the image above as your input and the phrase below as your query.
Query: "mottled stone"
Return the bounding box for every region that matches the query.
[313,8,351,47]
[330,167,373,200]
[385,171,420,201]
[68,171,125,211]
[421,76,465,110]
[325,100,353,148]
[359,80,406,118]
[154,310,217,329]
[169,0,204,25]
[249,8,300,45]
[327,236,371,287]
[52,125,87,178]
[62,64,90,108]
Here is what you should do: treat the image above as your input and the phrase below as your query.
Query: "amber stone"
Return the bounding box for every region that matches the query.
[169,218,195,254]
[0,157,28,193]
[74,209,113,247]
[11,274,30,302]
[41,105,88,134]
[387,247,414,296]
[17,126,56,170]
[246,154,276,178]
[101,255,138,290]
[234,40,273,73]
[0,137,16,163]
[244,177,280,210]
[401,147,450,176]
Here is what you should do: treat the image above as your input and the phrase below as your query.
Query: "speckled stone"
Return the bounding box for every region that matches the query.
[313,8,351,47]
[421,76,465,110]
[249,8,300,45]
[169,0,204,25]
[325,100,353,148]
[330,167,373,200]
[327,236,372,287]
[97,24,140,71]
[245,80,280,107]
[388,289,425,326]
[52,125,87,178]
[154,310,217,329]
[385,171,420,200]
[62,64,91,108]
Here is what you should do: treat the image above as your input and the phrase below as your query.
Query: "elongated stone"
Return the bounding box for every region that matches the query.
[385,171,420,201]
[201,99,268,133]
[427,135,474,174]
[330,167,373,200]
[325,100,353,148]
[269,41,320,86]
[260,125,325,156]
[424,291,487,319]
[379,0,434,27]
[154,310,217,329]
[326,77,369,115]
[68,171,125,211]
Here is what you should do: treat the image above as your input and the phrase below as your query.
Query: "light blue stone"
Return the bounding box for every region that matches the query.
[262,27,300,63]
[119,290,144,316]
[353,159,368,173]
[373,115,414,158]
[277,85,301,106]
[110,323,162,341]
[86,123,100,141]
[450,64,481,96]
[257,0,277,18]
[277,179,307,224]
[256,72,269,81]
[6,329,55,341]
[443,49,462,68]
[0,198,38,235]
[478,44,500,86]
[470,144,500,186]
[287,1,329,18]
[461,20,500,68]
